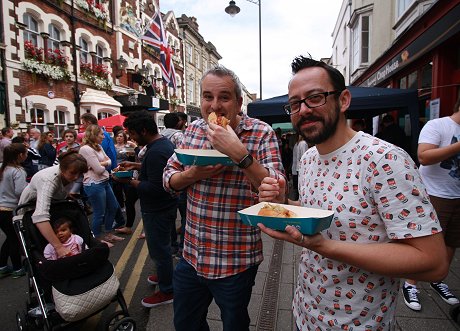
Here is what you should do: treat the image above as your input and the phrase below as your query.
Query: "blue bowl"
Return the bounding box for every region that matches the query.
[238,202,334,235]
[113,170,133,178]
[175,149,234,166]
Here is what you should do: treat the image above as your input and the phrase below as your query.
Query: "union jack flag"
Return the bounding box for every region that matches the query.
[142,10,176,88]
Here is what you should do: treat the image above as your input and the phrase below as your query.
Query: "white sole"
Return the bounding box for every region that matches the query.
[141,298,173,308]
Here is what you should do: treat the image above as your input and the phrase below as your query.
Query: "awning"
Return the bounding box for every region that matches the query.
[114,94,169,114]
[98,114,126,132]
[80,88,122,107]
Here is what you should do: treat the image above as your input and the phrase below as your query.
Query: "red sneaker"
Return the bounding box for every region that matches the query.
[147,275,159,285]
[141,291,173,308]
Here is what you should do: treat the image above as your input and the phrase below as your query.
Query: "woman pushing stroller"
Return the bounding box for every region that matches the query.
[18,150,89,258]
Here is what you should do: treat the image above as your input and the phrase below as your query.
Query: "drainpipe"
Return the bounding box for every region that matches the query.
[71,0,81,122]
[0,0,10,126]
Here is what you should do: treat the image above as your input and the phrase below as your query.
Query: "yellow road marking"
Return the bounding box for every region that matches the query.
[123,240,149,306]
[115,221,144,277]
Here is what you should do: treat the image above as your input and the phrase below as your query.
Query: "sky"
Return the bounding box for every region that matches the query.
[160,0,344,99]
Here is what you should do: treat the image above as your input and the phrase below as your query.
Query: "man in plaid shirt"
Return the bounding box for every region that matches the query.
[163,65,285,331]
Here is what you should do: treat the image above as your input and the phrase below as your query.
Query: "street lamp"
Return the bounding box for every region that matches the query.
[225,0,262,99]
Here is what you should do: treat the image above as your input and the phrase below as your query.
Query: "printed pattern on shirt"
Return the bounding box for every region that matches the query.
[294,132,441,331]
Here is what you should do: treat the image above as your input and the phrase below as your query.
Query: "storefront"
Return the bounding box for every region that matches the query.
[353,1,460,122]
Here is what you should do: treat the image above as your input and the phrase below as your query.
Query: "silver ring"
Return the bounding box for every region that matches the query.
[298,234,304,244]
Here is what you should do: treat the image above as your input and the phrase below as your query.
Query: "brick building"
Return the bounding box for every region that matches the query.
[1,0,185,137]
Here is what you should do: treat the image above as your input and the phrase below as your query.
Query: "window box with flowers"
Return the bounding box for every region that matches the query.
[80,63,112,90]
[169,95,183,106]
[153,85,165,99]
[22,41,71,82]
[75,0,109,25]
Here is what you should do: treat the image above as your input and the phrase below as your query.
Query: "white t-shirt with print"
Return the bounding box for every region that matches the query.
[294,132,441,331]
[418,116,460,198]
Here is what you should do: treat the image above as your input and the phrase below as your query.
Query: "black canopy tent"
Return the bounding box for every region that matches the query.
[247,86,420,156]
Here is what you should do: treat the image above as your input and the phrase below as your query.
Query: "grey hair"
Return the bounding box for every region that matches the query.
[200,65,242,100]
[29,128,40,134]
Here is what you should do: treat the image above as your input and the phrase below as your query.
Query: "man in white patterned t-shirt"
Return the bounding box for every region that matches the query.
[257,56,448,330]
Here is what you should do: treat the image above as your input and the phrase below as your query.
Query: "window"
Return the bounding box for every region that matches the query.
[398,0,414,17]
[195,50,200,68]
[54,110,66,139]
[187,76,194,104]
[186,44,193,63]
[80,38,89,63]
[31,108,45,132]
[351,14,371,71]
[48,24,61,51]
[95,45,104,65]
[98,112,112,120]
[23,14,39,46]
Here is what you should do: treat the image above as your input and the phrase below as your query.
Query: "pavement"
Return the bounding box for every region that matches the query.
[145,233,460,331]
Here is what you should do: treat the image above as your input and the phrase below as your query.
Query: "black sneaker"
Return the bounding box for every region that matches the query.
[402,285,421,311]
[430,282,460,305]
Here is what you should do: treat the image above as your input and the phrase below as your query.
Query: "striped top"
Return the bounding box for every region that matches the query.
[163,114,284,279]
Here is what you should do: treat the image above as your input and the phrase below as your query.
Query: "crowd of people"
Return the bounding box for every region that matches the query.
[0,59,459,331]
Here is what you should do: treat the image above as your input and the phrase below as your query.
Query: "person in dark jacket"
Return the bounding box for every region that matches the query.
[11,136,41,181]
[115,111,177,308]
[37,132,56,170]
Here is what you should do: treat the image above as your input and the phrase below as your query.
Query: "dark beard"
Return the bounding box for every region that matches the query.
[295,105,340,145]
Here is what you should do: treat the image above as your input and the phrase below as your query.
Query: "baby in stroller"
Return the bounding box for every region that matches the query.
[14,200,136,331]
[43,217,86,260]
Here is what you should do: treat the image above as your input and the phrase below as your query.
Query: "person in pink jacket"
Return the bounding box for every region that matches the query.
[44,218,85,260]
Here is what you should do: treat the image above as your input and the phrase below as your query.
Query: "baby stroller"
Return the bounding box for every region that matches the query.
[13,200,136,331]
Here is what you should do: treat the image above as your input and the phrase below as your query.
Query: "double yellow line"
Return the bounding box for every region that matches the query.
[114,220,148,307]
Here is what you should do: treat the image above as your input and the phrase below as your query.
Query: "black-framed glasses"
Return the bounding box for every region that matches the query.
[283,91,341,115]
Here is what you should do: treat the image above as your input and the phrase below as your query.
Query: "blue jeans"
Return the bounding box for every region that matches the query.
[142,209,176,294]
[173,258,259,331]
[84,180,119,237]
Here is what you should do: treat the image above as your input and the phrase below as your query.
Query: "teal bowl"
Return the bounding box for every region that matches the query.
[238,202,334,235]
[113,170,133,178]
[175,149,234,166]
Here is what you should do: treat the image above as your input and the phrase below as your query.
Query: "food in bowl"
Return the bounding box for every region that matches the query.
[257,203,297,218]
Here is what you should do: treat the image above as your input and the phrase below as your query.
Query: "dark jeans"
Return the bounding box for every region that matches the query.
[292,174,299,201]
[0,210,22,270]
[142,208,176,294]
[113,181,138,228]
[173,258,258,331]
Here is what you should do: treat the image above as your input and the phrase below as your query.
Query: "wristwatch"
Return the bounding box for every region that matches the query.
[237,153,254,169]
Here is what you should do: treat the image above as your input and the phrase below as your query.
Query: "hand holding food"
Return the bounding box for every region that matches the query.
[257,203,297,218]
[208,112,230,129]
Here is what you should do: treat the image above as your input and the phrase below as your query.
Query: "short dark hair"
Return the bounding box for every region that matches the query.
[61,128,77,139]
[58,150,88,173]
[290,55,346,93]
[80,113,98,125]
[12,136,25,144]
[1,127,12,136]
[177,112,187,121]
[164,113,180,129]
[52,217,73,232]
[123,110,158,135]
[112,125,124,136]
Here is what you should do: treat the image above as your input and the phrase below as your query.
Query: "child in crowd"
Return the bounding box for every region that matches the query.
[43,218,85,260]
[0,143,28,278]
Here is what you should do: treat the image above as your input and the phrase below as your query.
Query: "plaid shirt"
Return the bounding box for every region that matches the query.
[163,114,284,279]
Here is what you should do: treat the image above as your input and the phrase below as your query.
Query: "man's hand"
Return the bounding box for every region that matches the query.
[206,123,247,162]
[258,224,324,249]
[186,165,226,181]
[258,176,287,203]
[118,161,141,171]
